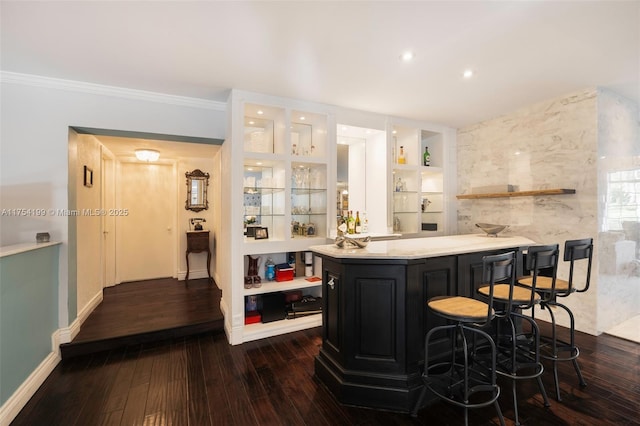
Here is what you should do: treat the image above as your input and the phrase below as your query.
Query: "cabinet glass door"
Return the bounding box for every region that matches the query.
[244,162,286,241]
[291,163,327,238]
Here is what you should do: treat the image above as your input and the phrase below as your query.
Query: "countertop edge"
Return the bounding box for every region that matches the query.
[0,241,62,258]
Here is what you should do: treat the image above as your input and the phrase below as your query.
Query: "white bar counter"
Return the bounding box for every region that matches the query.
[310,233,535,259]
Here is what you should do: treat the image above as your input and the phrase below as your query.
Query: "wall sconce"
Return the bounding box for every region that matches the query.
[135,149,160,162]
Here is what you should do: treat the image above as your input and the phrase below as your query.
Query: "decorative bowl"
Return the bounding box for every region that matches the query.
[335,235,371,248]
[475,223,508,237]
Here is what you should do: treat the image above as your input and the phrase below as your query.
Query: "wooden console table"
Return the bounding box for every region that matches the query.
[186,231,212,283]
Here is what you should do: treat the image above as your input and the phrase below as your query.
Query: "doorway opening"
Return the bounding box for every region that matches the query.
[68,126,223,348]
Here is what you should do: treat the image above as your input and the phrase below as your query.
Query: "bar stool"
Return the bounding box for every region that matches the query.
[412,252,509,426]
[518,238,593,401]
[478,245,553,426]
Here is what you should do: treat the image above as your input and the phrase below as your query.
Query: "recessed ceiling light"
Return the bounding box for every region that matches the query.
[248,120,255,125]
[463,69,474,79]
[400,51,415,62]
[257,110,264,115]
[299,116,306,121]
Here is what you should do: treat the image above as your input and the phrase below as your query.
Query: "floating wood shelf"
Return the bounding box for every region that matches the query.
[456,188,576,200]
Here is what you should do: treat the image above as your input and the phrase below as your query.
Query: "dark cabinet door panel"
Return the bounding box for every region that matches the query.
[355,277,396,360]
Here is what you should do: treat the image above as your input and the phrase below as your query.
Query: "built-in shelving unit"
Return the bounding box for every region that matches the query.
[228,91,333,344]
[456,188,576,199]
[224,90,457,345]
[389,121,453,236]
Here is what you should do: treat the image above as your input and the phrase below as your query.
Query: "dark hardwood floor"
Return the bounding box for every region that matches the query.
[13,322,640,425]
[60,278,224,358]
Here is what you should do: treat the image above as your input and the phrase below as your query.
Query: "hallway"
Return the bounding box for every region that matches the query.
[61,278,224,358]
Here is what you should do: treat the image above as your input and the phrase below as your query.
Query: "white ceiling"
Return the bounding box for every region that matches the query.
[95,135,219,163]
[1,1,638,130]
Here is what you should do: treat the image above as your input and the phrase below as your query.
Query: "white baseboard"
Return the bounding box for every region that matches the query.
[0,332,62,426]
[78,291,103,325]
[58,290,103,344]
[220,297,241,345]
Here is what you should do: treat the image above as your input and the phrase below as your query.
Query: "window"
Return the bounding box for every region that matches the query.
[605,169,640,231]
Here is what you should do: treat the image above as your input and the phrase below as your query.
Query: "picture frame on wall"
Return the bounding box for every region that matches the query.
[255,227,269,240]
[83,165,93,187]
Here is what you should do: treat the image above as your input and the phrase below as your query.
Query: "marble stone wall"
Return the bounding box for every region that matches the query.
[457,89,601,334]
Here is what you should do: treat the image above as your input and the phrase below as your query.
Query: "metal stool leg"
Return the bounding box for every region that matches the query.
[414,323,505,424]
[544,303,562,401]
[564,303,587,388]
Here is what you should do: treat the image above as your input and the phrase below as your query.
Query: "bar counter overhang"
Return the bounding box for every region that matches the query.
[310,234,535,413]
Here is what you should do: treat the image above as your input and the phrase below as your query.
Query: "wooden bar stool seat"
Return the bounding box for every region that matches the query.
[428,296,493,322]
[477,284,541,304]
[518,275,570,292]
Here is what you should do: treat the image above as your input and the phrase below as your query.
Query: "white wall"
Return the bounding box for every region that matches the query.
[75,134,104,314]
[365,131,388,234]
[0,73,226,330]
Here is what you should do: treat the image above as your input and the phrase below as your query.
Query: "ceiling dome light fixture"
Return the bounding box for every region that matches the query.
[400,50,415,62]
[463,69,474,78]
[135,149,160,162]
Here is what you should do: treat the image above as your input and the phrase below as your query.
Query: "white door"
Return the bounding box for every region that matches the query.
[102,154,116,287]
[117,162,175,282]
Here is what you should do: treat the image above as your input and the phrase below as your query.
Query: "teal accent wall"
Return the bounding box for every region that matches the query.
[0,245,60,405]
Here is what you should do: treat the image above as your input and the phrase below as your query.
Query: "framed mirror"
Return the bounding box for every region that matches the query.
[185,169,210,212]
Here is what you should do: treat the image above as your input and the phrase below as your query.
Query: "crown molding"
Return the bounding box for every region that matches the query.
[0,71,226,111]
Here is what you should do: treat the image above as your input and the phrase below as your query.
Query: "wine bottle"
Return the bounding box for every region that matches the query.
[347,210,355,234]
[423,146,431,166]
[362,211,369,233]
[398,146,406,164]
[355,211,362,234]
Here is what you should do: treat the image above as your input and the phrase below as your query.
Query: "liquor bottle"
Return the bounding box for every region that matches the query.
[355,211,362,234]
[265,257,275,281]
[347,211,355,234]
[398,146,406,164]
[423,146,431,166]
